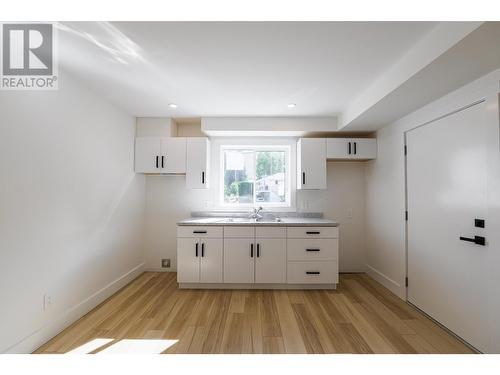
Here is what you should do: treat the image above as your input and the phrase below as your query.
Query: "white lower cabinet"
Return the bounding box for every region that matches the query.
[177,225,338,288]
[177,227,223,283]
[223,227,286,284]
[224,238,255,283]
[255,238,286,283]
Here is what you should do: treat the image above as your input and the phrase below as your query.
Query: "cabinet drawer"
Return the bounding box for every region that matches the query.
[224,226,255,238]
[287,226,338,239]
[255,227,286,238]
[177,226,223,238]
[287,239,338,261]
[287,261,338,284]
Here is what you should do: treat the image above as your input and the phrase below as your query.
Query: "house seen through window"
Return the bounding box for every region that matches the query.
[222,147,289,207]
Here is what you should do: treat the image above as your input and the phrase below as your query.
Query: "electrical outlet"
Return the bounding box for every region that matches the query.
[347,208,353,219]
[43,294,52,311]
[161,259,171,268]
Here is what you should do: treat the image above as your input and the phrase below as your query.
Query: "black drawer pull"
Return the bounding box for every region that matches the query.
[195,243,198,257]
[201,242,205,257]
[193,230,207,234]
[306,231,320,235]
[161,155,165,168]
[306,248,320,252]
[302,172,306,185]
[250,243,254,258]
[353,142,357,155]
[201,171,205,184]
[306,271,320,275]
[348,142,351,155]
[156,155,159,168]
[257,243,260,257]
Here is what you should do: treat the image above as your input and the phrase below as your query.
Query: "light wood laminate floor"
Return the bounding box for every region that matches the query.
[35,272,474,354]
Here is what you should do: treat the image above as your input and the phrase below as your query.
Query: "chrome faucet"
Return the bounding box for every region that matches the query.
[249,206,264,220]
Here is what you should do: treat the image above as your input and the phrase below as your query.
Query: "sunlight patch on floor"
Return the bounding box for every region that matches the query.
[66,338,114,354]
[66,338,178,354]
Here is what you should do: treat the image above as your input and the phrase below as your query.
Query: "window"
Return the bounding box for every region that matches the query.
[221,146,290,207]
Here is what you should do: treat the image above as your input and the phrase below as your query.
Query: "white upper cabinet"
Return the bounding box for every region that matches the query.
[135,137,162,173]
[297,138,327,190]
[161,138,186,173]
[134,137,186,173]
[186,138,210,189]
[326,138,377,160]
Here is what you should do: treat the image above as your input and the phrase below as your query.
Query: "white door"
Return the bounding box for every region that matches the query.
[223,238,255,283]
[161,138,186,173]
[200,238,223,283]
[255,238,286,283]
[177,238,200,283]
[407,101,493,352]
[297,138,326,189]
[186,138,209,189]
[135,137,161,173]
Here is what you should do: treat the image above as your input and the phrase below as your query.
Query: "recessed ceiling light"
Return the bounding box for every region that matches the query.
[168,103,178,109]
[287,103,296,108]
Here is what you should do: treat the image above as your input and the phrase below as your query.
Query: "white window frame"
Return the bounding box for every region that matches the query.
[220,144,292,209]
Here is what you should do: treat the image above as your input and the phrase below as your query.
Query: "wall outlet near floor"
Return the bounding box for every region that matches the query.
[161,259,171,268]
[43,294,52,311]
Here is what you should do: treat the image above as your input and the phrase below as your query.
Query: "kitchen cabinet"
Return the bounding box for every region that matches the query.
[186,138,210,189]
[134,137,187,173]
[223,226,286,284]
[177,226,223,283]
[326,138,377,160]
[177,224,338,288]
[297,138,327,190]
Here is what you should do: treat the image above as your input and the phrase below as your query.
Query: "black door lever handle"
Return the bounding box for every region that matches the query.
[459,236,486,246]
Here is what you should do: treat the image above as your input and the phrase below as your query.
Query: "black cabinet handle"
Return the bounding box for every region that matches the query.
[306,248,320,252]
[193,230,207,234]
[201,243,205,257]
[459,236,486,246]
[250,243,254,258]
[161,156,165,168]
[202,171,205,184]
[354,142,357,155]
[257,243,260,258]
[195,242,198,257]
[348,142,351,155]
[306,231,320,235]
[156,156,159,168]
[306,271,320,275]
[302,172,306,185]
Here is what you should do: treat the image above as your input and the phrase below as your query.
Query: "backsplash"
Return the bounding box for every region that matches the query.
[190,211,324,219]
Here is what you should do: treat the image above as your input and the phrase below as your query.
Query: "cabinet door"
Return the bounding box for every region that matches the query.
[255,238,286,283]
[297,138,326,190]
[135,137,161,173]
[326,138,377,160]
[350,139,377,159]
[200,238,223,283]
[161,138,186,173]
[223,238,255,283]
[177,238,200,283]
[326,138,350,159]
[186,138,210,189]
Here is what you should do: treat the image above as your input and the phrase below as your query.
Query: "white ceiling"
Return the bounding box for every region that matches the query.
[57,21,437,118]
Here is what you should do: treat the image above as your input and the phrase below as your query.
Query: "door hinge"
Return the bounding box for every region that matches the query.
[404,145,407,156]
[405,277,409,287]
[405,211,408,221]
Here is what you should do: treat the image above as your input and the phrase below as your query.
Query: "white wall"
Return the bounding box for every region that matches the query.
[365,68,500,300]
[144,143,366,272]
[0,70,146,353]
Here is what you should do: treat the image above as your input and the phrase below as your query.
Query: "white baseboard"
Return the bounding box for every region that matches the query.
[4,263,145,354]
[365,264,405,299]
